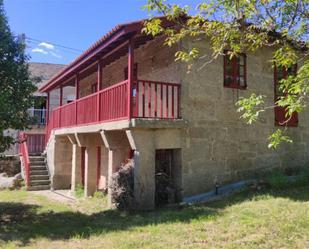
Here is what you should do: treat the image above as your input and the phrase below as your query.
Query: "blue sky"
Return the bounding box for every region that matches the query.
[3,0,200,65]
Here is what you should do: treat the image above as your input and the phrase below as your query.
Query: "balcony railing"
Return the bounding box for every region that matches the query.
[46,79,181,143]
[28,108,47,125]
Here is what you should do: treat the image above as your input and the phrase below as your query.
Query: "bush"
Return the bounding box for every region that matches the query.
[75,184,84,198]
[266,171,289,189]
[110,160,134,210]
[93,190,106,199]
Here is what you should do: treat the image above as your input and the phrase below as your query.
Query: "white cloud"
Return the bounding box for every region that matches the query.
[31,41,62,59]
[31,48,48,54]
[39,42,55,50]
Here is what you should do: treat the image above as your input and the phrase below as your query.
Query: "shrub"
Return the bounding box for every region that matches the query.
[75,184,84,198]
[110,160,134,210]
[93,190,106,199]
[266,171,289,189]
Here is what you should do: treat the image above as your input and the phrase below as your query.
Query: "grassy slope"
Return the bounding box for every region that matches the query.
[0,186,308,249]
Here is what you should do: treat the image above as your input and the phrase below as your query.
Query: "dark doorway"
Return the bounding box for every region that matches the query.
[155,149,182,206]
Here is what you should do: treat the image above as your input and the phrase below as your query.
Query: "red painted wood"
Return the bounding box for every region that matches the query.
[60,86,63,106]
[154,84,157,117]
[46,92,50,124]
[97,62,102,121]
[148,82,151,117]
[60,102,76,127]
[166,85,168,118]
[45,79,181,143]
[127,37,134,118]
[26,133,45,154]
[172,86,174,118]
[223,51,247,90]
[135,80,180,119]
[75,74,79,125]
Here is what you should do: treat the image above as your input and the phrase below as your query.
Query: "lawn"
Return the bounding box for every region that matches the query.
[0,186,308,249]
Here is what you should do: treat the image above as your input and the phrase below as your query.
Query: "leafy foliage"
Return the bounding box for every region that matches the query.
[0,0,36,153]
[143,0,309,148]
[268,129,292,149]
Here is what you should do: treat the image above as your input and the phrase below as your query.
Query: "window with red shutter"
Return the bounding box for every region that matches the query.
[223,51,247,89]
[274,64,298,127]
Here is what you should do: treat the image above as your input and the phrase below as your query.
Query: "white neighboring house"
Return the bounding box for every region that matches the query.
[3,62,74,156]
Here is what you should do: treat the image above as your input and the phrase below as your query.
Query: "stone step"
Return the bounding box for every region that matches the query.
[30,161,46,166]
[29,156,45,162]
[30,170,48,176]
[28,185,50,191]
[30,175,49,181]
[30,165,47,171]
[30,179,50,186]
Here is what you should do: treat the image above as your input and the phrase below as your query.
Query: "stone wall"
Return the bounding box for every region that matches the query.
[179,39,309,197]
[0,156,20,176]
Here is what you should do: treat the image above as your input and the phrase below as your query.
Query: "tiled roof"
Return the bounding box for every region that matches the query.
[38,17,166,92]
[29,62,66,89]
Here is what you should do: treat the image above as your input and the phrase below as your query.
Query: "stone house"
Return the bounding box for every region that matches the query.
[30,19,308,209]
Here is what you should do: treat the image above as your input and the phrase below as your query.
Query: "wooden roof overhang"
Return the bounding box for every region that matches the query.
[39,19,168,92]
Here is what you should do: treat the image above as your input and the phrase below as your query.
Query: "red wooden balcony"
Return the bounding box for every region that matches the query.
[46,79,181,142]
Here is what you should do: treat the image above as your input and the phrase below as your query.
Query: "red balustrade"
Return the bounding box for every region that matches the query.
[76,92,98,125]
[100,80,128,121]
[60,102,76,127]
[46,79,181,143]
[134,80,181,119]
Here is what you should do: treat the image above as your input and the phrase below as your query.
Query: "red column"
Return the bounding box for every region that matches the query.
[46,92,50,124]
[127,37,134,118]
[97,61,102,121]
[59,85,63,106]
[75,74,79,125]
[59,86,63,126]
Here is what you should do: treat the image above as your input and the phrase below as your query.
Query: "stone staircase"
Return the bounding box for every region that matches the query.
[28,155,50,191]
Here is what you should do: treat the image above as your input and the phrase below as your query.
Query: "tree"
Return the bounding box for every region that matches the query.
[0,0,36,153]
[143,0,309,148]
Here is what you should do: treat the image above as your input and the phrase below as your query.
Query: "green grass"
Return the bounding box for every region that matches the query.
[0,186,308,249]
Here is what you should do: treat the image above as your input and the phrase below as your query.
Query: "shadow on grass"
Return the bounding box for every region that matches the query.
[0,201,218,246]
[206,185,309,209]
[1,185,308,246]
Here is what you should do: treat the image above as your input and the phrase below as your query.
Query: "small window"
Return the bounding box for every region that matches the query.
[223,51,247,89]
[274,64,298,127]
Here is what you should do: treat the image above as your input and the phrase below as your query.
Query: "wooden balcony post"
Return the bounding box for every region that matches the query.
[59,85,63,106]
[59,85,63,126]
[127,37,134,118]
[75,74,79,125]
[46,92,50,124]
[97,60,102,121]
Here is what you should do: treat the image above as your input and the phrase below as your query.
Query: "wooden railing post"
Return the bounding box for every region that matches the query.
[97,60,102,121]
[75,73,79,125]
[127,37,134,119]
[59,85,63,126]
[46,92,50,124]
